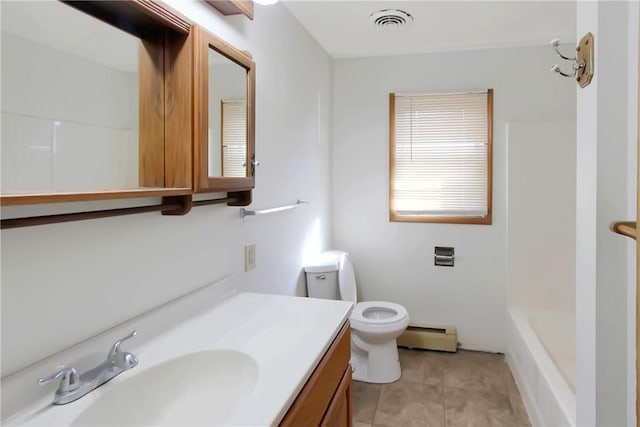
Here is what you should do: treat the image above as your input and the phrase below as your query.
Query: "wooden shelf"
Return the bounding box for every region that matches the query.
[204,0,254,20]
[610,221,637,240]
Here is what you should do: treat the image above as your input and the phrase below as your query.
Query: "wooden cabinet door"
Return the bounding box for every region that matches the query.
[279,323,351,427]
[320,367,353,427]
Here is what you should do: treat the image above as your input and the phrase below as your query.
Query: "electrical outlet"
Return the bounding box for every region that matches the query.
[244,244,256,272]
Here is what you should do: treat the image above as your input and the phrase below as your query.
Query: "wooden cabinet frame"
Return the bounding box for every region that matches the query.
[0,1,194,207]
[193,25,256,203]
[0,2,259,226]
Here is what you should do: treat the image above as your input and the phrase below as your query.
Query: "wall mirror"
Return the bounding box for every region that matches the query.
[209,50,248,178]
[194,26,255,198]
[0,0,193,206]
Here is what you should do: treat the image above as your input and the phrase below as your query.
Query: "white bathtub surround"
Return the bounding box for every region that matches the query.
[506,309,576,427]
[528,310,576,392]
[1,277,353,426]
[506,121,577,313]
[506,120,577,426]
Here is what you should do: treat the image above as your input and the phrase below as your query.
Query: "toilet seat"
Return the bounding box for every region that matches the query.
[350,301,408,332]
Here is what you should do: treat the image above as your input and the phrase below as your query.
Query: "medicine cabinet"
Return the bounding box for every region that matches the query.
[0,0,193,207]
[193,25,256,205]
[0,2,258,227]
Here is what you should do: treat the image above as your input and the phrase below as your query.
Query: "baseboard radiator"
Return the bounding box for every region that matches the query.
[397,324,458,352]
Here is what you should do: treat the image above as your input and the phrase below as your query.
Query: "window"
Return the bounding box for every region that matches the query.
[389,89,493,224]
[221,100,247,177]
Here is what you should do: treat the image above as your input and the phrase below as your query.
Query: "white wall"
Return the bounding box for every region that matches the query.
[0,2,333,377]
[575,1,637,425]
[626,3,639,424]
[332,46,576,352]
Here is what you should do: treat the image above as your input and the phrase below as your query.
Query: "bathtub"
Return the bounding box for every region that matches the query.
[506,308,576,426]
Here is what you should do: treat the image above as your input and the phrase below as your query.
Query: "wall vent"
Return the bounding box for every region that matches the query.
[397,324,458,352]
[369,9,413,29]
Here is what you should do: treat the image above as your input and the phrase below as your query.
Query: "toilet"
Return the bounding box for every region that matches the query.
[304,250,409,383]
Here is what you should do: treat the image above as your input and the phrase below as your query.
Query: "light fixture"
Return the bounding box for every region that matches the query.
[253,0,278,5]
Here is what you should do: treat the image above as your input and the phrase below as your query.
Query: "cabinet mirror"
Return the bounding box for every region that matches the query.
[194,26,255,195]
[0,0,193,206]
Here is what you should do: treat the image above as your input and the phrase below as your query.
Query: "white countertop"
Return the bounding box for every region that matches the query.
[2,278,353,426]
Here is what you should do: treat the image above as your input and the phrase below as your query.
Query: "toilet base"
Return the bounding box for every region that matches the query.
[351,339,402,384]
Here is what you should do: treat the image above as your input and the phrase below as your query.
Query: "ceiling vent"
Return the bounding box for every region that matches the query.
[369,9,413,29]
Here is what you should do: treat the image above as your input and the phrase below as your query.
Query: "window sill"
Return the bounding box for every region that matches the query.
[389,213,492,225]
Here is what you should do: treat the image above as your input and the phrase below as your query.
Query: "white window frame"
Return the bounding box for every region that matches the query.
[389,89,493,224]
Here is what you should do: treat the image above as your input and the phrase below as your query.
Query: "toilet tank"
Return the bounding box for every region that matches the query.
[304,254,340,300]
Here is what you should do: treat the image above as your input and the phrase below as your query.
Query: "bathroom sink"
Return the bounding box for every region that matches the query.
[70,350,258,426]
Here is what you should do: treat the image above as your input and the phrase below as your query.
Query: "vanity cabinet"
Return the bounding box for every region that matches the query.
[280,321,353,427]
[319,368,352,427]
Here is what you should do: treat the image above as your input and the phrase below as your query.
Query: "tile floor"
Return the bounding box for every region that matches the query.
[352,348,531,427]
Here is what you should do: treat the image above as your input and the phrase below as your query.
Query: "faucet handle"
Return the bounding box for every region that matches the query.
[38,367,80,393]
[107,330,137,358]
[107,330,138,370]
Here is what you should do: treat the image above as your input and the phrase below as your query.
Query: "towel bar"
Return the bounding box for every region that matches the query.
[240,200,308,218]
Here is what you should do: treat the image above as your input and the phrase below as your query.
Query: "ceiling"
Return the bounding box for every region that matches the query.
[282,1,576,58]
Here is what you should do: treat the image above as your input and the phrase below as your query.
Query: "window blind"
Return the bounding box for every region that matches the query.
[222,100,247,177]
[391,90,491,220]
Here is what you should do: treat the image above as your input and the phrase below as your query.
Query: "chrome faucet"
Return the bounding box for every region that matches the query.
[38,330,139,405]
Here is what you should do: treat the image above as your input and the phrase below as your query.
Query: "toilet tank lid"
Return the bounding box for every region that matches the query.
[303,253,340,273]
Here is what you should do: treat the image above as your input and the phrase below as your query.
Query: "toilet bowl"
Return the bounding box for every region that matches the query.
[304,250,409,383]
